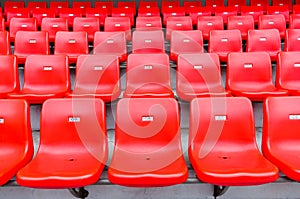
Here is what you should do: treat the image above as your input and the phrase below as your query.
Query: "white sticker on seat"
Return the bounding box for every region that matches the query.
[197,12,203,15]
[69,13,74,16]
[207,22,213,26]
[294,63,300,67]
[142,116,154,121]
[244,63,253,68]
[213,4,217,7]
[115,23,121,27]
[183,39,190,43]
[146,23,152,26]
[215,115,227,121]
[171,13,177,16]
[17,13,22,16]
[94,14,100,16]
[42,13,47,17]
[107,39,114,43]
[94,65,103,70]
[249,12,254,14]
[257,4,262,6]
[80,6,84,8]
[168,5,173,8]
[52,24,59,28]
[0,118,4,123]
[223,12,228,15]
[58,6,62,8]
[43,66,53,71]
[69,117,81,122]
[145,39,152,43]
[144,65,153,69]
[289,115,300,120]
[146,6,150,8]
[29,39,37,44]
[274,11,279,14]
[221,38,228,42]
[268,21,274,25]
[237,22,243,25]
[68,39,76,43]
[120,13,125,16]
[194,65,203,69]
[176,23,182,26]
[21,24,27,28]
[259,37,267,41]
[83,24,90,27]
[146,13,151,16]
[102,6,107,8]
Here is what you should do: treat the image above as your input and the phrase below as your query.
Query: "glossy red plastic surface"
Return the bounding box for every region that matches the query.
[197,16,224,40]
[41,18,68,43]
[170,30,203,62]
[14,31,50,64]
[123,53,174,98]
[166,16,193,40]
[17,98,108,188]
[9,18,37,41]
[162,7,185,25]
[184,1,202,14]
[227,15,254,40]
[73,17,100,42]
[284,29,300,51]
[189,97,279,186]
[132,30,165,54]
[276,52,300,96]
[54,31,88,64]
[4,1,25,15]
[0,99,33,186]
[49,1,69,16]
[59,8,83,27]
[32,8,56,27]
[72,1,92,15]
[108,98,188,186]
[250,0,269,11]
[247,29,281,61]
[227,0,247,13]
[0,31,11,55]
[177,53,230,101]
[68,54,121,102]
[138,7,160,17]
[6,8,29,26]
[27,2,47,15]
[272,0,292,12]
[263,96,300,181]
[135,16,162,30]
[0,55,19,98]
[104,17,131,40]
[93,31,127,62]
[8,55,70,104]
[289,14,300,29]
[85,8,108,27]
[214,6,238,24]
[189,7,212,25]
[112,7,135,26]
[227,52,288,101]
[209,29,242,62]
[266,6,289,23]
[205,0,224,14]
[94,1,113,16]
[240,6,264,24]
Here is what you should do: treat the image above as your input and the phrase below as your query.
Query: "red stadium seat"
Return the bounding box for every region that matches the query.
[290,14,300,29]
[189,97,279,186]
[118,1,137,16]
[0,17,4,31]
[240,6,264,24]
[272,0,292,12]
[247,29,281,61]
[85,8,108,27]
[0,99,33,186]
[32,8,56,27]
[205,0,224,14]
[170,30,203,62]
[227,15,254,40]
[266,6,289,23]
[41,18,68,43]
[14,31,50,64]
[258,14,286,39]
[93,31,127,62]
[54,31,89,64]
[162,0,180,12]
[67,55,121,102]
[250,0,269,11]
[166,16,193,40]
[4,1,25,16]
[227,52,288,101]
[112,7,135,26]
[209,30,242,62]
[214,6,238,24]
[135,16,162,30]
[49,1,69,16]
[285,29,300,51]
[104,17,131,41]
[139,1,158,8]
[8,55,70,104]
[9,18,37,42]
[27,1,47,15]
[17,98,107,188]
[94,1,113,16]
[176,53,230,101]
[0,31,11,55]
[263,96,300,182]
[276,52,300,95]
[162,7,186,26]
[123,53,174,98]
[59,8,83,27]
[184,1,202,14]
[189,7,212,25]
[138,7,160,17]
[72,1,92,16]
[132,30,165,54]
[73,17,100,42]
[197,16,224,40]
[6,8,30,27]
[227,0,247,13]
[108,98,188,186]
[293,5,300,14]
[0,55,19,98]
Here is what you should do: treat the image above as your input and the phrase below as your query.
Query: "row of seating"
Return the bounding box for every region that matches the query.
[1,96,300,189]
[1,51,300,104]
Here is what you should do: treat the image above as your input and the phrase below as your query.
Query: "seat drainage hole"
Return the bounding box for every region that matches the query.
[146,157,151,160]
[69,158,75,162]
[220,156,228,160]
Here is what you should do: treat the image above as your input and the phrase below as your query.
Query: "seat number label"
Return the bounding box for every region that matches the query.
[0,118,4,123]
[215,115,227,121]
[142,116,154,122]
[69,117,81,122]
[289,115,300,120]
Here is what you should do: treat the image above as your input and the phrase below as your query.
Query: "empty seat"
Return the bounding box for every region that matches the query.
[293,5,300,14]
[8,55,70,104]
[272,0,292,12]
[94,1,113,16]
[209,30,242,62]
[189,7,212,25]
[162,7,186,26]
[240,6,264,24]
[276,52,300,95]
[104,17,131,40]
[166,16,193,40]
[41,18,68,43]
[0,99,33,186]
[14,31,50,64]
[0,55,19,98]
[177,53,230,101]
[85,8,108,27]
[170,30,203,62]
[9,18,37,42]
[250,0,269,11]
[0,31,11,55]
[59,8,83,27]
[6,8,29,26]
[227,52,288,101]
[197,16,224,40]
[162,0,180,13]
[67,55,121,102]
[227,15,254,40]
[139,1,158,8]
[184,1,202,14]
[49,1,69,16]
[54,31,89,64]
[72,1,92,16]
[118,1,136,15]
[17,98,107,188]
[0,17,4,31]
[227,0,247,13]
[135,16,162,30]
[112,7,135,26]
[73,17,100,42]
[32,8,56,27]
[189,97,279,186]
[93,31,127,62]
[247,29,281,61]
[214,6,238,24]
[123,53,174,98]
[266,5,289,23]
[27,1,47,15]
[132,30,165,54]
[290,14,300,29]
[285,29,300,51]
[108,98,188,186]
[138,7,160,17]
[4,1,25,15]
[263,96,300,182]
[205,0,224,14]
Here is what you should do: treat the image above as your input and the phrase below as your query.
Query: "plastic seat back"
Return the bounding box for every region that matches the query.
[272,0,292,12]
[197,16,224,40]
[104,17,131,40]
[49,1,69,16]
[259,14,286,39]
[247,29,281,61]
[41,18,68,43]
[32,8,56,27]
[85,8,108,27]
[138,7,160,17]
[72,1,92,15]
[289,14,300,29]
[205,0,224,14]
[6,8,29,26]
[0,99,33,186]
[132,30,165,54]
[4,1,25,15]
[227,0,247,13]
[250,0,269,11]
[284,29,300,51]
[0,31,11,55]
[54,31,89,64]
[227,15,254,40]
[73,17,100,42]
[240,6,264,24]
[162,7,185,25]
[27,2,47,15]
[0,55,19,98]
[112,7,135,26]
[214,6,238,24]
[135,16,162,30]
[209,29,242,62]
[189,7,212,25]
[59,8,83,27]
[95,1,113,16]
[170,30,204,61]
[184,1,202,14]
[9,18,37,41]
[166,16,193,40]
[266,5,289,23]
